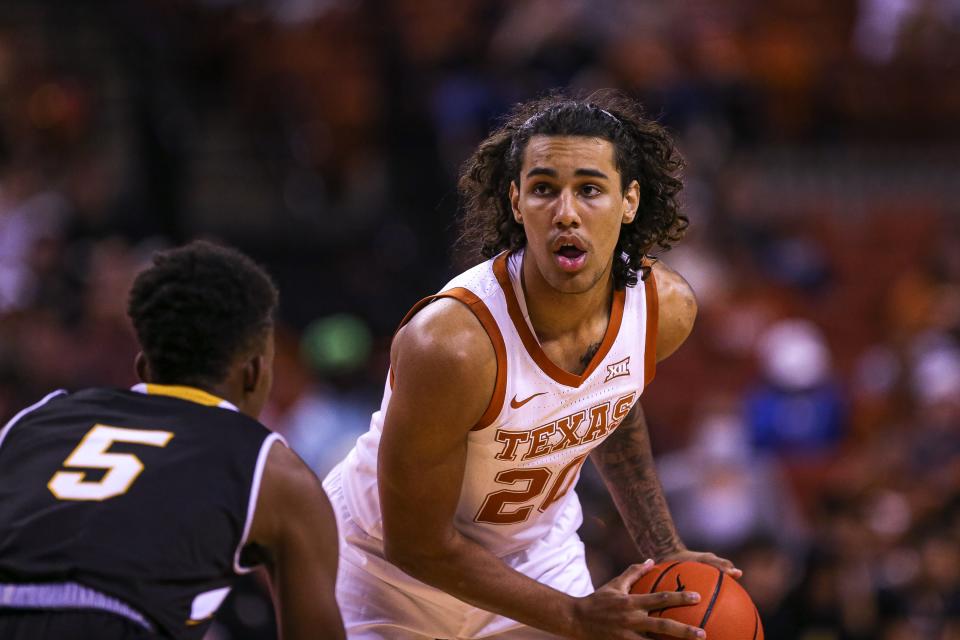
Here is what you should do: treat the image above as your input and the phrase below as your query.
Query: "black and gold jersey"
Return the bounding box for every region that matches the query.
[0,384,282,639]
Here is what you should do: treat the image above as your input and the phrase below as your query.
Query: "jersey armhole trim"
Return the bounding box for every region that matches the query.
[0,389,67,452]
[387,294,440,392]
[443,288,507,431]
[234,432,288,575]
[644,269,659,386]
[389,288,507,431]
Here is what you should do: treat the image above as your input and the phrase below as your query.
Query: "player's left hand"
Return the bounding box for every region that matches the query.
[659,549,743,579]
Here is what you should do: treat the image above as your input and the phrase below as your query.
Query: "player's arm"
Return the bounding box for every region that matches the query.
[591,262,740,577]
[246,441,345,640]
[651,260,697,362]
[380,299,703,640]
[590,401,687,560]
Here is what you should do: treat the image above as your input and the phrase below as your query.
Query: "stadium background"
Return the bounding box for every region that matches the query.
[1,0,958,638]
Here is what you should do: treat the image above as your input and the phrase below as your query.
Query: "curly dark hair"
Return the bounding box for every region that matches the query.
[457,89,687,288]
[127,240,278,387]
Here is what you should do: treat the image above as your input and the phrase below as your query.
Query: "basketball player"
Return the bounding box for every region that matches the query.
[324,92,740,639]
[0,241,344,639]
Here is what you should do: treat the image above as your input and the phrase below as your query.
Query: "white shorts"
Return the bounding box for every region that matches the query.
[324,466,594,639]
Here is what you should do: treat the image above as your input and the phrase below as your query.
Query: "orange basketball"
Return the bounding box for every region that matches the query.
[629,561,764,640]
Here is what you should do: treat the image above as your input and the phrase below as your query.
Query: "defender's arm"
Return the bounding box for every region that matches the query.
[248,441,346,640]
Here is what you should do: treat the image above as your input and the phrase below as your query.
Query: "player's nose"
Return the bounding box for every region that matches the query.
[553,190,581,228]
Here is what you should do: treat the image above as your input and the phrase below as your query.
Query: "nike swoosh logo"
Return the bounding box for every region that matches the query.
[510,392,547,409]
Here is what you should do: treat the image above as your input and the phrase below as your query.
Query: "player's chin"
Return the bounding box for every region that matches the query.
[545,269,598,295]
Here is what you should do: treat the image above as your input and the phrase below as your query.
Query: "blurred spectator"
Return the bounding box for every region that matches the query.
[261,321,374,478]
[746,318,846,458]
[658,397,807,553]
[0,163,66,313]
[734,536,799,639]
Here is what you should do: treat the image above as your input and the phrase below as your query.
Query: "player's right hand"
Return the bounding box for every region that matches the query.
[569,559,706,639]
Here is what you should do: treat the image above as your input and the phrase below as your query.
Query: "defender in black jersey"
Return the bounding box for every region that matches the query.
[0,242,344,639]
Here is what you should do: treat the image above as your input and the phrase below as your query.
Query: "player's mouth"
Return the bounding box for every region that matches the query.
[552,237,588,272]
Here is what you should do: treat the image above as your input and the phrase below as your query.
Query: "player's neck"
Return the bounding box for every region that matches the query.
[206,375,258,418]
[204,382,241,408]
[520,254,614,342]
[141,376,249,417]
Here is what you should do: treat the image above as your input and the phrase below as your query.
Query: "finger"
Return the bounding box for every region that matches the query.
[638,616,706,639]
[700,554,743,579]
[607,559,655,592]
[630,590,701,611]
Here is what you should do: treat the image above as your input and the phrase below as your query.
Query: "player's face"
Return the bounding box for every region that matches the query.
[510,135,639,294]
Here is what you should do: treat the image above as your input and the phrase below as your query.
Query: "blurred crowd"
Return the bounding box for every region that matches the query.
[1,0,959,638]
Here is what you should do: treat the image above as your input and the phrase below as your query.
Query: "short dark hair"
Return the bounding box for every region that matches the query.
[127,240,278,387]
[457,89,687,288]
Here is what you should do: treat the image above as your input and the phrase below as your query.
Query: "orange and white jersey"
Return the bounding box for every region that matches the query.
[337,250,657,557]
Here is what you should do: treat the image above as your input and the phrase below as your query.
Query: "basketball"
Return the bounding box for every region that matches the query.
[630,561,763,640]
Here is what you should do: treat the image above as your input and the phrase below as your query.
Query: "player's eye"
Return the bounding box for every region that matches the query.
[581,184,601,197]
[531,183,553,196]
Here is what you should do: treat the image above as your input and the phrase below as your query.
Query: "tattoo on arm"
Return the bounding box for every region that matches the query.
[580,341,601,368]
[590,403,684,560]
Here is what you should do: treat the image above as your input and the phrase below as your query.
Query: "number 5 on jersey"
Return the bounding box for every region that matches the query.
[48,425,174,501]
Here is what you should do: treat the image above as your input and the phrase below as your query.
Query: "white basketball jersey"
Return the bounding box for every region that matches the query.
[338,250,657,557]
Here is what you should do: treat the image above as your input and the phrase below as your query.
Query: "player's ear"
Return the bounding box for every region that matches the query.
[134,352,150,383]
[242,355,263,394]
[622,179,640,225]
[510,181,523,224]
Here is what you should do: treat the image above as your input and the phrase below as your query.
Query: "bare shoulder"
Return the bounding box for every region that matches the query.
[261,439,322,499]
[651,260,697,362]
[390,297,498,433]
[393,297,497,379]
[248,440,334,553]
